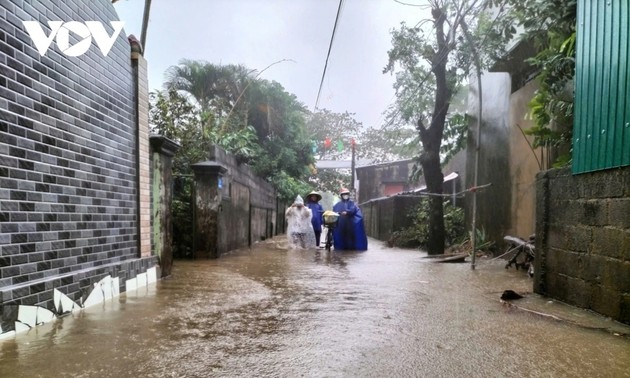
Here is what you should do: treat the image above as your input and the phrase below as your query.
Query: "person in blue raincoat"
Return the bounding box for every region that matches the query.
[305,191,324,247]
[332,188,368,251]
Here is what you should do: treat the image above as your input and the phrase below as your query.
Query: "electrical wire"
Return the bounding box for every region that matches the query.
[396,182,492,198]
[314,0,345,111]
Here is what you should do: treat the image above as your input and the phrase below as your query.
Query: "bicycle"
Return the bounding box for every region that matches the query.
[503,235,535,277]
[323,211,339,251]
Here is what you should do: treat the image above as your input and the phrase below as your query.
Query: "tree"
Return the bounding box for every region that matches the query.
[161,60,316,201]
[164,60,252,117]
[304,109,363,192]
[244,79,315,199]
[305,109,363,160]
[359,116,419,163]
[149,89,203,258]
[149,89,205,175]
[384,0,493,255]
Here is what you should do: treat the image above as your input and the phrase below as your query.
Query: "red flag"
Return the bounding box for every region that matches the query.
[324,137,332,149]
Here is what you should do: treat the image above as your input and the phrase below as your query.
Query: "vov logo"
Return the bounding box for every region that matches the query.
[23,21,125,57]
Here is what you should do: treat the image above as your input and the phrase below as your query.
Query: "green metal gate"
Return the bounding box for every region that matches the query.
[573,0,630,174]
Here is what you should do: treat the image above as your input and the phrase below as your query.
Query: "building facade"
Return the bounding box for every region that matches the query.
[1,0,155,336]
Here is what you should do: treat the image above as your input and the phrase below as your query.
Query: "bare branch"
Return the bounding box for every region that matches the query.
[393,0,430,8]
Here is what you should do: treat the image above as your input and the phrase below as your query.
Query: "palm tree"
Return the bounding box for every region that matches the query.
[164,60,223,113]
[165,61,255,127]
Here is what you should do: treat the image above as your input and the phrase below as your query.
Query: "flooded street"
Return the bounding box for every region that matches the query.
[1,237,628,378]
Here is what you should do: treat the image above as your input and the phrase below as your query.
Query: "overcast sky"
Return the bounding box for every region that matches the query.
[113,0,429,128]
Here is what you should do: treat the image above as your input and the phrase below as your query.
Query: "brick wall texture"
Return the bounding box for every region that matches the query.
[134,52,151,258]
[534,166,630,324]
[0,0,154,309]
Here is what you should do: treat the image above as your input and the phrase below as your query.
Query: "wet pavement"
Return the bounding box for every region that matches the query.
[0,237,629,377]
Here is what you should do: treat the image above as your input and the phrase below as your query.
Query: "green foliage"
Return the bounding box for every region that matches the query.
[152,61,318,254]
[360,110,420,163]
[390,201,465,248]
[164,60,252,115]
[307,169,350,194]
[271,171,312,202]
[303,109,361,193]
[149,89,198,140]
[159,60,315,189]
[383,2,506,167]
[523,31,575,167]
[383,2,503,254]
[305,109,363,160]
[149,90,205,175]
[440,113,468,164]
[210,123,262,163]
[492,0,577,167]
[469,227,494,252]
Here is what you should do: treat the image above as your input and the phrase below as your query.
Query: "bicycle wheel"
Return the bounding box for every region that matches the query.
[325,228,333,251]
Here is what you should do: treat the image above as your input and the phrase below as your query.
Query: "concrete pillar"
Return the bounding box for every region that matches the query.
[131,43,151,258]
[191,161,228,259]
[150,136,181,277]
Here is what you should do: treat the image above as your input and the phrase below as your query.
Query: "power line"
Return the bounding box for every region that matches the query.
[314,0,345,111]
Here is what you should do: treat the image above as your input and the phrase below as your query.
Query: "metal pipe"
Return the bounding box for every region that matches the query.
[460,19,482,270]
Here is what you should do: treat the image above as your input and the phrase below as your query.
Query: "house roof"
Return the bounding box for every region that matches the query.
[354,158,415,171]
[398,172,459,194]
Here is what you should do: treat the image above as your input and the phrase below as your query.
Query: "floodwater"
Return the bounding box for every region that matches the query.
[0,237,628,378]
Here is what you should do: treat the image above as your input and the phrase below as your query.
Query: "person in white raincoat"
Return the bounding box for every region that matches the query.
[285,195,316,249]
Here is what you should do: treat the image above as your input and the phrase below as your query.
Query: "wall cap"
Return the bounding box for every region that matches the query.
[150,135,181,157]
[191,161,228,175]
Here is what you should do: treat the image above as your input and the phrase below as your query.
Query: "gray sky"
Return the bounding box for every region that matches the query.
[113,0,428,128]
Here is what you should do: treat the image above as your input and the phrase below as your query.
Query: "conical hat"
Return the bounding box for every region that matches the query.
[306,191,322,201]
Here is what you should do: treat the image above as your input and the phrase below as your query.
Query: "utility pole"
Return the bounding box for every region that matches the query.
[350,138,356,191]
[461,20,482,270]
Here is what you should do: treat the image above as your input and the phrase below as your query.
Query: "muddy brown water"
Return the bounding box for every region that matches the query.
[1,237,628,377]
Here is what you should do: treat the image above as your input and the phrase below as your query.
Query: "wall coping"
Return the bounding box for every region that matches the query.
[150,135,181,157]
[191,161,228,175]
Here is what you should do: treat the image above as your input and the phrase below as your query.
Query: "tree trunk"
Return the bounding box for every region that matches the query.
[419,145,444,255]
[417,7,451,255]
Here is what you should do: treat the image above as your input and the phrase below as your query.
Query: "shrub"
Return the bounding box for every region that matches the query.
[390,200,465,248]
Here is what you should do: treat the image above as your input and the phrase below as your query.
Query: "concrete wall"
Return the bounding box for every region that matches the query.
[508,80,540,239]
[466,73,544,248]
[222,179,250,252]
[465,73,512,247]
[361,196,422,242]
[535,166,630,324]
[150,136,179,277]
[193,146,280,258]
[0,0,153,321]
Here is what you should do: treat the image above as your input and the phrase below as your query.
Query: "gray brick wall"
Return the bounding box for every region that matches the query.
[0,0,152,310]
[535,166,630,325]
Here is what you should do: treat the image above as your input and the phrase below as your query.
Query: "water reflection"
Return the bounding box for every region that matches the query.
[0,238,628,378]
